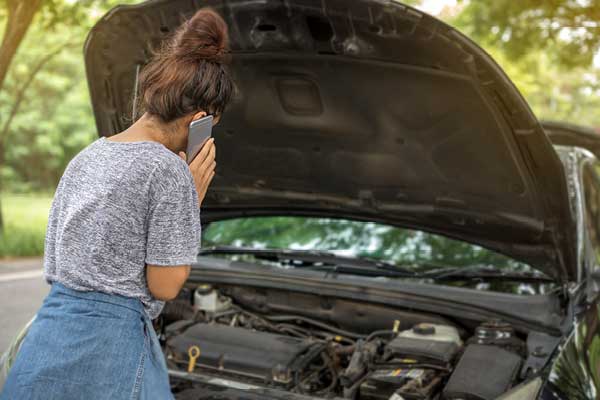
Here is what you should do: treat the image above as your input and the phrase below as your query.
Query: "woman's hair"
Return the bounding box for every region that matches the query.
[137,7,234,124]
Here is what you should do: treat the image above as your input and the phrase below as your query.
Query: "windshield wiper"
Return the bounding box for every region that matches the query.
[199,247,553,282]
[198,246,418,277]
[419,264,554,283]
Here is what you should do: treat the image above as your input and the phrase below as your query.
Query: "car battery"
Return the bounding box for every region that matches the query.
[360,368,437,400]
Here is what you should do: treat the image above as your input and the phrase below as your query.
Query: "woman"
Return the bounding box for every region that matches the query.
[0,7,234,400]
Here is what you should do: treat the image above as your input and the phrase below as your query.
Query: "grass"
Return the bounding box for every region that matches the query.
[0,193,53,258]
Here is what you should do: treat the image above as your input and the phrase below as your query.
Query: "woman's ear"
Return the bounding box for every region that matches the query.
[191,110,207,122]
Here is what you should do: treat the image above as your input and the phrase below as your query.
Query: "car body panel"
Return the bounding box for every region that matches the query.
[540,125,600,400]
[189,256,564,333]
[541,306,600,400]
[544,121,600,160]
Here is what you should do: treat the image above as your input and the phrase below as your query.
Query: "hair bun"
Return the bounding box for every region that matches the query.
[172,8,231,64]
[138,6,234,123]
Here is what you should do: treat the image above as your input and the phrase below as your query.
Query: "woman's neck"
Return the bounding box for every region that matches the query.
[107,113,186,153]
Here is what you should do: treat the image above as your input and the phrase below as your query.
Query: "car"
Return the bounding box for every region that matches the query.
[3,0,600,399]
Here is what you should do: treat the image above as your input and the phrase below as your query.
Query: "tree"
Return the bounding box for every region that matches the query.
[0,0,96,98]
[0,0,139,232]
[0,0,44,231]
[454,0,600,69]
[0,0,43,93]
[444,1,600,131]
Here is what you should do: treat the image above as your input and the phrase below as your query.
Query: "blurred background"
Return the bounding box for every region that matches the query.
[0,0,599,258]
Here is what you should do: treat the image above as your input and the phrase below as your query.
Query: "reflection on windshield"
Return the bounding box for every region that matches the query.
[202,217,556,295]
[202,216,531,271]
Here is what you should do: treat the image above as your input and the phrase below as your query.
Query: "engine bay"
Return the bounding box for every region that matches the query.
[159,284,555,400]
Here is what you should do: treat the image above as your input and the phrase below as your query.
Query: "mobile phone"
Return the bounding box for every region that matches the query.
[186,115,213,164]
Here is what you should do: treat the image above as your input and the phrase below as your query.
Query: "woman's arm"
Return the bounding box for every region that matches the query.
[146,264,191,301]
[145,135,216,302]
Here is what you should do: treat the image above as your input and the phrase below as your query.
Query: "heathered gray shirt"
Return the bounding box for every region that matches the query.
[43,136,202,319]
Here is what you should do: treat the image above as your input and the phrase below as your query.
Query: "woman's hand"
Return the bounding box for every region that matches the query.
[179,138,216,206]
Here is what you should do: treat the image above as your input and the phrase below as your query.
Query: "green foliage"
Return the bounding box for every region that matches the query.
[449,0,600,129]
[0,24,94,191]
[485,45,600,128]
[0,193,52,257]
[454,0,600,69]
[0,0,141,192]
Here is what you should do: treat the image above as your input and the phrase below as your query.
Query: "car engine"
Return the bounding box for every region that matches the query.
[161,284,529,400]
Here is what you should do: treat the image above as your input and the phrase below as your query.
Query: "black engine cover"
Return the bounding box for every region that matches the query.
[443,344,522,400]
[167,323,318,386]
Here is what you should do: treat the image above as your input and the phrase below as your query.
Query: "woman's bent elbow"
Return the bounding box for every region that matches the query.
[146,264,191,301]
[149,287,181,301]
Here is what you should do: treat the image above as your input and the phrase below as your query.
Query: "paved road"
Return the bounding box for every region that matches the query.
[0,258,48,355]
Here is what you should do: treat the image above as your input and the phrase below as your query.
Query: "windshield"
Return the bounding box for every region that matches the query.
[201,217,555,295]
[202,216,531,271]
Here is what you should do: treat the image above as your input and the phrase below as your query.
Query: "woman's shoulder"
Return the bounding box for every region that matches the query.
[148,148,194,198]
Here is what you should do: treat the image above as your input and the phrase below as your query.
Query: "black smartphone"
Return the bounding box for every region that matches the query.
[186,115,213,164]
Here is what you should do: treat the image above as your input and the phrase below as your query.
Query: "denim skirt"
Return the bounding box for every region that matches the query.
[0,282,174,400]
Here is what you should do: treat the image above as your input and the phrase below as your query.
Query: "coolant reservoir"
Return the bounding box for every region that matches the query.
[398,323,462,346]
[193,284,231,313]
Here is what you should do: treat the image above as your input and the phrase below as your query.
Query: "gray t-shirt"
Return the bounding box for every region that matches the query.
[43,136,201,319]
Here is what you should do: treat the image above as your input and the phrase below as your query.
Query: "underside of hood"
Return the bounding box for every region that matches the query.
[84,0,576,282]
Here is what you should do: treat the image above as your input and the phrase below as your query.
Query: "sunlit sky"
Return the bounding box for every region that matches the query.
[416,0,458,16]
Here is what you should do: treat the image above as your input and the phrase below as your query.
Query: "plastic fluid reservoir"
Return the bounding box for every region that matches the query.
[398,323,462,346]
[193,284,231,313]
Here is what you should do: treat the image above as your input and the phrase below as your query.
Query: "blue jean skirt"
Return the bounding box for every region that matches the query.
[0,282,174,400]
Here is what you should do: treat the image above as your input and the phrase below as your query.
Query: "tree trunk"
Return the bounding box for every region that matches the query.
[0,0,43,93]
[0,0,44,232]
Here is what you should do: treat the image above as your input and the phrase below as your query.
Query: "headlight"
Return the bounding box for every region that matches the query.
[495,377,543,400]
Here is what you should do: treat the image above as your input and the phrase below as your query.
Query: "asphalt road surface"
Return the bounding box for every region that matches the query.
[0,258,48,355]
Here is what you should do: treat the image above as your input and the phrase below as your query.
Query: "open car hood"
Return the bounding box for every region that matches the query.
[84,0,575,283]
